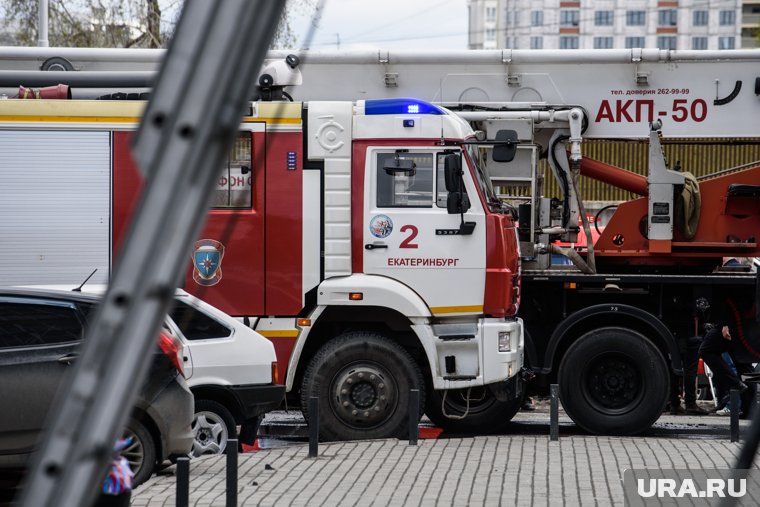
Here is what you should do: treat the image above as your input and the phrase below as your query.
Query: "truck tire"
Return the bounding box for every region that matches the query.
[424,388,522,434]
[191,400,237,457]
[300,331,425,441]
[558,327,669,435]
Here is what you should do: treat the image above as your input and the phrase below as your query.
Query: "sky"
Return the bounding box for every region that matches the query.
[289,0,468,51]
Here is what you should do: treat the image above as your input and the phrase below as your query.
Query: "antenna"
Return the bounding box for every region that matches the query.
[72,268,98,292]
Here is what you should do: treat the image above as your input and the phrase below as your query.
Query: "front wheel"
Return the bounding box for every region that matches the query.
[425,388,522,434]
[300,331,425,441]
[558,327,669,435]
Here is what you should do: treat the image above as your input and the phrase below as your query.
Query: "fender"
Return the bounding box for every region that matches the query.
[285,274,433,391]
[537,303,683,375]
[316,273,433,317]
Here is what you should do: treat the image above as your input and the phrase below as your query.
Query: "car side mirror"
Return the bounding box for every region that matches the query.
[492,130,518,163]
[446,192,470,214]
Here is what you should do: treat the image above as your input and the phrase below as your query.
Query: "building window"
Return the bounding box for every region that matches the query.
[560,9,580,27]
[658,9,677,27]
[692,37,707,50]
[595,11,613,26]
[693,11,708,27]
[625,36,646,49]
[657,36,677,49]
[626,11,646,26]
[530,36,543,49]
[531,10,543,27]
[719,10,735,26]
[719,36,735,49]
[560,36,579,49]
[512,11,520,26]
[486,6,496,22]
[485,28,496,42]
[593,37,613,49]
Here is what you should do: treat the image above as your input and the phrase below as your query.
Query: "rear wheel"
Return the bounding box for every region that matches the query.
[300,331,425,441]
[558,327,669,435]
[191,400,236,457]
[122,419,156,487]
[425,387,522,434]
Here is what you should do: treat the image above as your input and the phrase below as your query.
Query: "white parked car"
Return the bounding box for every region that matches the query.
[167,289,284,456]
[19,285,284,457]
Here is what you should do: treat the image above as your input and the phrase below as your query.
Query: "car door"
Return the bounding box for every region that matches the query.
[0,297,83,456]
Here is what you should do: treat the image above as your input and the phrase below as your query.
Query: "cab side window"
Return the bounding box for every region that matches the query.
[376,153,433,208]
[213,132,253,209]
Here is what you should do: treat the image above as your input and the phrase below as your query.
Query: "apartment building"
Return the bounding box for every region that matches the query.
[468,0,748,50]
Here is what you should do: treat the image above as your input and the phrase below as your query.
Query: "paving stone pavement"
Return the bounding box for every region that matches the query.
[130,434,760,506]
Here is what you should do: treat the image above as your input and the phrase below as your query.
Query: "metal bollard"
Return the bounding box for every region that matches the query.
[730,389,740,442]
[225,438,238,507]
[409,389,419,445]
[308,396,319,458]
[175,456,190,507]
[550,384,559,442]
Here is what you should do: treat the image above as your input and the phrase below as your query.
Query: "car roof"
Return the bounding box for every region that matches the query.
[0,286,100,304]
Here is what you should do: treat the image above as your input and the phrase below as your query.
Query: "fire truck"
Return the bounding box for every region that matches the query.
[0,93,524,440]
[1,47,759,435]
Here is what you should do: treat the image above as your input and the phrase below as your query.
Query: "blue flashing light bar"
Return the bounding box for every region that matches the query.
[364,98,445,116]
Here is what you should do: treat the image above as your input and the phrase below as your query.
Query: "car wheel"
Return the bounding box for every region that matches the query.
[122,419,157,487]
[300,331,425,441]
[191,400,236,457]
[425,388,522,434]
[558,327,669,435]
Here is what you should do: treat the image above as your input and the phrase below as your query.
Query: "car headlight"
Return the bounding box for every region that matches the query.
[498,331,512,352]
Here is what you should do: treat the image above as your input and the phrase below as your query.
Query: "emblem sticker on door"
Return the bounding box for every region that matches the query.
[369,215,393,239]
[192,239,225,286]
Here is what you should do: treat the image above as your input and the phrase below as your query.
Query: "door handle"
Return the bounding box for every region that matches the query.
[57,353,79,365]
[365,243,388,250]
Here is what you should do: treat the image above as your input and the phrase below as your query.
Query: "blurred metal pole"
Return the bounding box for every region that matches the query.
[38,0,48,47]
[730,389,740,442]
[19,2,285,506]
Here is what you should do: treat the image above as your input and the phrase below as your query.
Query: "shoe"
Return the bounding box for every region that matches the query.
[716,407,731,416]
[669,403,686,415]
[521,398,536,411]
[715,394,731,412]
[684,403,709,415]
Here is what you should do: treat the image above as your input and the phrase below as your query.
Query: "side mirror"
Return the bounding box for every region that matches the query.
[443,154,461,192]
[492,130,518,163]
[446,192,470,214]
[383,157,416,176]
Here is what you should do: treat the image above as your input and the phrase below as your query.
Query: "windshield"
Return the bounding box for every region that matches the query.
[464,143,503,213]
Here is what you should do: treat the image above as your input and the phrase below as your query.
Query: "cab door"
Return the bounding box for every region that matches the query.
[362,148,486,316]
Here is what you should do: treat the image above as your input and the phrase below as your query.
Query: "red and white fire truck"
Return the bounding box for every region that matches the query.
[0,94,524,440]
[1,47,760,436]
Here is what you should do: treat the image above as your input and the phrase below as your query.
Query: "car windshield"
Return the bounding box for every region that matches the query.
[464,143,503,213]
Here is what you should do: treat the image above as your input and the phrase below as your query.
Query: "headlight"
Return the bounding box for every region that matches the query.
[498,331,511,352]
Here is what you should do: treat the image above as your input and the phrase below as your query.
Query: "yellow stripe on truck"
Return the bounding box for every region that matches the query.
[258,330,300,338]
[430,305,484,315]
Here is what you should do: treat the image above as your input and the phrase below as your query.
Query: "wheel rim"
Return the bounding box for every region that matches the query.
[583,353,644,415]
[330,362,398,430]
[121,429,145,474]
[191,411,229,457]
